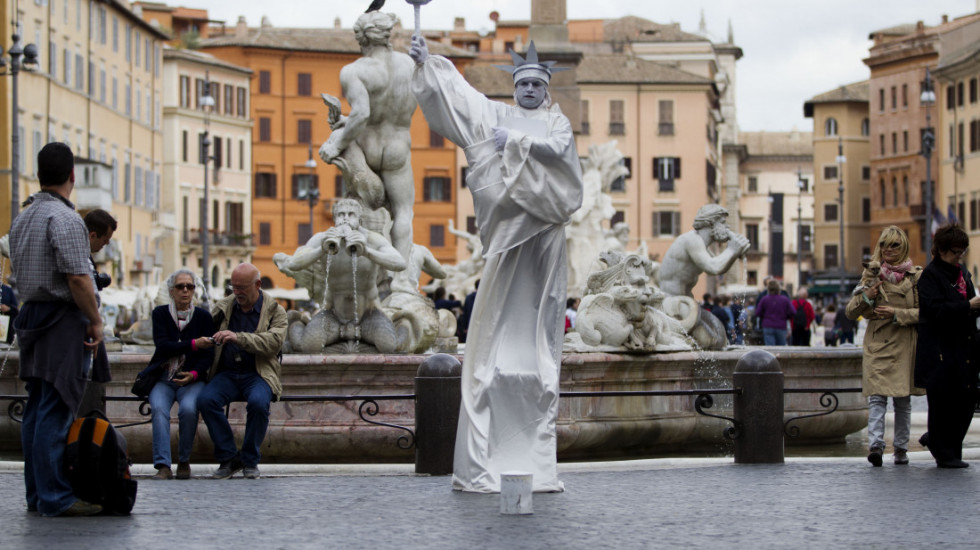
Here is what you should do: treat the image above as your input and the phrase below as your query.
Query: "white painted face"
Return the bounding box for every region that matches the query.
[515,78,547,109]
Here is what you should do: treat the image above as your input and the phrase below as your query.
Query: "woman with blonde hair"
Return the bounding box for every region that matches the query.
[846,225,923,466]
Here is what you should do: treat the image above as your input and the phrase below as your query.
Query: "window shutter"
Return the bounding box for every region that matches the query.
[673,157,681,179]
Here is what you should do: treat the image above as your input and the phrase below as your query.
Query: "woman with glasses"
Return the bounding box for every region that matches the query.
[846,226,923,467]
[137,269,215,479]
[915,224,980,468]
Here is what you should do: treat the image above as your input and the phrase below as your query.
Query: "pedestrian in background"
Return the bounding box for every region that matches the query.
[846,226,923,466]
[915,224,980,468]
[790,288,815,346]
[754,279,795,346]
[821,303,838,346]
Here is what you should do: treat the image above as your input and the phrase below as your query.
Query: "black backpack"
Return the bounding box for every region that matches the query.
[65,413,138,515]
[792,301,808,329]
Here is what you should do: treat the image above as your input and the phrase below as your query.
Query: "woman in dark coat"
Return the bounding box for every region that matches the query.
[139,269,216,479]
[915,224,980,468]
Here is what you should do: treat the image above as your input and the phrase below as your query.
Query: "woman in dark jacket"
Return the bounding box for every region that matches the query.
[139,269,216,479]
[915,224,980,468]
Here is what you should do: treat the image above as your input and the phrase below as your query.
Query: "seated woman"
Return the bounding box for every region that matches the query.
[138,269,215,479]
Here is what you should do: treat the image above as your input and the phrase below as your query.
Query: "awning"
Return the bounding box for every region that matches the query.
[807,284,847,294]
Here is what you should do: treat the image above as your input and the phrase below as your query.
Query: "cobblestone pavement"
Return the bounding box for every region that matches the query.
[2,451,980,549]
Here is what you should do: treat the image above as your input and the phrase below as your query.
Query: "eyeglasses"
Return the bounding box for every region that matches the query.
[174,283,196,291]
[950,248,968,256]
[882,242,902,250]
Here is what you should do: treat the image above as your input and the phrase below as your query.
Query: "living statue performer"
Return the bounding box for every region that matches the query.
[273,199,406,353]
[319,10,416,268]
[410,36,584,493]
[655,204,750,350]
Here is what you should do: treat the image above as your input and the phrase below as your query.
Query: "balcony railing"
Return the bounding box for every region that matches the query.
[182,230,254,247]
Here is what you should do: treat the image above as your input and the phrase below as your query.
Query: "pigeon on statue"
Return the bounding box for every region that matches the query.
[365,0,385,13]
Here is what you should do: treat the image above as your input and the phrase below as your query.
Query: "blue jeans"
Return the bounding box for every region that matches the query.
[149,379,205,467]
[22,379,76,516]
[762,327,787,346]
[197,371,272,467]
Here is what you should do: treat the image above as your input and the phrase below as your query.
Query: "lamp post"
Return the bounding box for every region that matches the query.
[1,23,40,224]
[199,72,215,300]
[921,67,936,258]
[836,137,846,300]
[298,142,319,232]
[797,167,805,290]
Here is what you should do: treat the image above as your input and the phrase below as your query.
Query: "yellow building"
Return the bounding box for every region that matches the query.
[1,0,168,287]
[804,82,871,296]
[162,48,253,290]
[734,131,814,295]
[933,15,980,278]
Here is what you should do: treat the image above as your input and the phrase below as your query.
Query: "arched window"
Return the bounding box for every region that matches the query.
[825,117,838,136]
[861,118,870,136]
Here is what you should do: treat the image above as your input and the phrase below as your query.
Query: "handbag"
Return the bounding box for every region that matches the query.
[130,368,162,398]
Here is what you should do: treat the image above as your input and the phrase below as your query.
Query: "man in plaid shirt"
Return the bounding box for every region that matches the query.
[10,142,104,516]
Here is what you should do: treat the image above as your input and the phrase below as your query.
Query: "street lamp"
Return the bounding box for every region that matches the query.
[1,23,40,223]
[836,137,847,299]
[921,67,936,258]
[797,167,806,290]
[199,72,215,300]
[297,142,319,235]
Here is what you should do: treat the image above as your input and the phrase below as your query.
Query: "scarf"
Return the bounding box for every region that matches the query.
[880,259,913,284]
[164,302,195,380]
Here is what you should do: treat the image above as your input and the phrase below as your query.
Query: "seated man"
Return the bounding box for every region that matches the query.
[197,263,287,479]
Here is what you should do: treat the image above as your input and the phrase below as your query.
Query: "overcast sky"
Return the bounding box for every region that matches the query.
[187,0,978,132]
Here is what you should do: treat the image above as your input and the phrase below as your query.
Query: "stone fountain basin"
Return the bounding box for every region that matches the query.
[0,348,864,463]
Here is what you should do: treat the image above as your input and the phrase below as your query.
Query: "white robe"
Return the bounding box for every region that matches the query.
[413,56,584,492]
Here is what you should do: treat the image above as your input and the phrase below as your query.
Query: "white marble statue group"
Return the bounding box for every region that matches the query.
[264,9,750,493]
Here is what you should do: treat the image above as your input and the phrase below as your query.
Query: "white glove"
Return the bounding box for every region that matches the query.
[409,35,429,64]
[492,127,509,151]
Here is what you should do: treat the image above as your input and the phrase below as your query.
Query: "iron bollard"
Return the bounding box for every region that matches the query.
[415,353,462,475]
[733,349,784,464]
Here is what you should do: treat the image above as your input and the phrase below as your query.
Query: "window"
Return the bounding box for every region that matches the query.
[880,134,885,156]
[879,88,885,112]
[429,225,445,248]
[213,136,223,169]
[75,53,83,90]
[824,117,837,136]
[429,130,444,148]
[861,118,870,136]
[891,132,897,154]
[658,100,674,136]
[903,130,908,153]
[194,78,205,107]
[652,211,681,237]
[745,223,759,251]
[211,83,221,113]
[903,176,909,206]
[297,73,312,96]
[125,23,131,61]
[259,223,271,245]
[609,100,625,135]
[971,120,979,153]
[947,84,956,110]
[112,17,118,52]
[862,197,871,222]
[112,77,118,109]
[970,78,978,104]
[335,175,347,198]
[297,119,312,144]
[291,173,319,199]
[610,211,625,227]
[798,178,810,193]
[824,244,839,269]
[972,197,978,231]
[958,81,964,107]
[824,203,838,222]
[823,165,838,180]
[198,132,207,164]
[800,225,812,252]
[747,270,758,286]
[179,75,190,107]
[653,157,680,191]
[466,216,478,235]
[892,177,898,207]
[182,130,188,162]
[125,83,131,115]
[255,172,277,198]
[259,117,271,142]
[460,167,468,189]
[891,85,896,109]
[237,87,248,116]
[580,99,590,135]
[224,85,234,115]
[259,70,271,94]
[747,176,758,193]
[879,179,886,208]
[298,223,312,246]
[902,83,908,107]
[239,140,245,170]
[423,177,452,202]
[861,165,871,181]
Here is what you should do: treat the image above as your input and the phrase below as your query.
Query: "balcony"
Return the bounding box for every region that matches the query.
[182,229,255,248]
[74,160,114,211]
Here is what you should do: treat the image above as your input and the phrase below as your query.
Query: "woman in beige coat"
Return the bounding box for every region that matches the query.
[846,226,924,467]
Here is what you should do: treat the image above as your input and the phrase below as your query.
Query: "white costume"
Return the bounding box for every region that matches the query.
[413,54,583,492]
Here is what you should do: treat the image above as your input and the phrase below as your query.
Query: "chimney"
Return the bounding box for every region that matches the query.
[334,17,342,29]
[260,16,272,30]
[942,14,949,24]
[235,16,247,38]
[454,17,465,32]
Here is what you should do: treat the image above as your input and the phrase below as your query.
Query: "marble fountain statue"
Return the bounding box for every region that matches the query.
[0,8,865,464]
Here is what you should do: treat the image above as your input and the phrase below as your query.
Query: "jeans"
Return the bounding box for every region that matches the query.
[867,395,911,451]
[762,327,787,346]
[149,379,205,467]
[197,371,272,467]
[22,379,76,516]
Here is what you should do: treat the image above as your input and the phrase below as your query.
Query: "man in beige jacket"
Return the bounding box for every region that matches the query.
[197,263,287,479]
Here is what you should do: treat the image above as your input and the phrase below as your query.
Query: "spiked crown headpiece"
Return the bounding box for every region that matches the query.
[494,41,568,85]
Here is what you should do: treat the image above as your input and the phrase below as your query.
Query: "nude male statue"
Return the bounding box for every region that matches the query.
[319,10,416,263]
[274,199,407,353]
[656,204,751,298]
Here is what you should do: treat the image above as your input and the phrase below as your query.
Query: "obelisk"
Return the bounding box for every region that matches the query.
[528,0,582,132]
